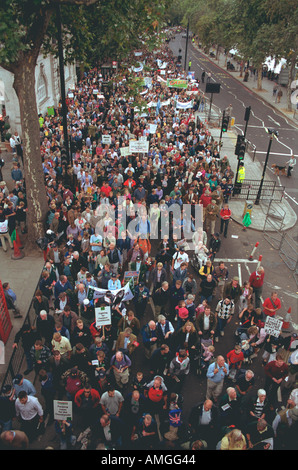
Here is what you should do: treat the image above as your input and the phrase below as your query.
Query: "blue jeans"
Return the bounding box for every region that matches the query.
[215,317,228,337]
[0,419,12,431]
[200,295,213,304]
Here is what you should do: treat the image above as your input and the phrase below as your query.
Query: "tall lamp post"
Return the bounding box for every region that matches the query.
[184,19,189,71]
[56,4,70,168]
[255,128,279,205]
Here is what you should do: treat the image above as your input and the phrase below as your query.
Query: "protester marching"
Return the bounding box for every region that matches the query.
[0,27,297,452]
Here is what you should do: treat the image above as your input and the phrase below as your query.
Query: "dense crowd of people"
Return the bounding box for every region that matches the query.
[0,32,297,451]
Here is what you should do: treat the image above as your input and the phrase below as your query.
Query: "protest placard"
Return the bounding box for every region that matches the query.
[129,139,149,153]
[54,400,72,421]
[264,316,283,338]
[95,305,112,328]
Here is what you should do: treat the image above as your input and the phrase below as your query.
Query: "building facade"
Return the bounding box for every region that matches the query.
[0,53,77,136]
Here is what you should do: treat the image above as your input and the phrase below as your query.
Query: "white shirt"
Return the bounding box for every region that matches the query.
[15,396,43,420]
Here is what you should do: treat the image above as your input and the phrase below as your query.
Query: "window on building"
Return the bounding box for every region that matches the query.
[37,69,47,103]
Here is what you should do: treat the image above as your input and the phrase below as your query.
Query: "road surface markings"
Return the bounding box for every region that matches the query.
[215,258,258,263]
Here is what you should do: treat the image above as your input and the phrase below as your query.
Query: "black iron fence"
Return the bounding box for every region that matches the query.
[231,179,285,202]
[0,273,41,393]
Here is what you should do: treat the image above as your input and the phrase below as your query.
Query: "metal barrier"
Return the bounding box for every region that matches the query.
[279,233,298,272]
[0,274,41,393]
[263,201,298,286]
[231,179,285,202]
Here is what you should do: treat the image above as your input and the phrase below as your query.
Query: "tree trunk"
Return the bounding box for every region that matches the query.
[287,58,296,112]
[257,65,263,91]
[13,58,48,253]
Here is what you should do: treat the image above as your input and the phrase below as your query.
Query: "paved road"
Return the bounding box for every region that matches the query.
[169,33,298,213]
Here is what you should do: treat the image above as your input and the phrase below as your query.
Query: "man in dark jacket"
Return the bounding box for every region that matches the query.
[95,414,124,449]
[188,399,219,448]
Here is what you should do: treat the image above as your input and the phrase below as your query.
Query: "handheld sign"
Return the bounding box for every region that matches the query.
[95,306,112,327]
[54,400,72,421]
[264,316,283,338]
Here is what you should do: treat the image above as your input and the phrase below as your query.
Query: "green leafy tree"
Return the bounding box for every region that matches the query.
[0,0,97,251]
[0,0,168,250]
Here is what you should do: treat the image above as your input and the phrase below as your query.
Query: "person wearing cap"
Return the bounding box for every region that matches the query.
[108,272,121,291]
[12,374,36,398]
[133,183,147,202]
[130,254,148,284]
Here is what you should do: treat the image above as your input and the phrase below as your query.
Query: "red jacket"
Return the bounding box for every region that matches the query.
[249,271,264,288]
[262,296,281,317]
[200,194,212,208]
[220,208,231,220]
[74,388,101,408]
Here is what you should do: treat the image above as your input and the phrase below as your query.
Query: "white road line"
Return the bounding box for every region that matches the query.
[238,263,242,287]
[268,115,281,126]
[255,151,295,156]
[215,258,258,263]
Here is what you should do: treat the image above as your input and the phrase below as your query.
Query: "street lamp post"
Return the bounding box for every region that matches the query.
[184,19,189,71]
[56,4,70,168]
[255,128,279,205]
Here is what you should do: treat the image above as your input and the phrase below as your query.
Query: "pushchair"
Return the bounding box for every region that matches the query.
[194,336,215,376]
[191,251,208,273]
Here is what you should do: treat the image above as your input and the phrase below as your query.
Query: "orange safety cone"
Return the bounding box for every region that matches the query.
[282,307,291,330]
[11,240,25,260]
[15,230,24,249]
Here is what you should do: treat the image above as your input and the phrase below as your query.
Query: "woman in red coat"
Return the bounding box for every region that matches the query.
[219,203,232,238]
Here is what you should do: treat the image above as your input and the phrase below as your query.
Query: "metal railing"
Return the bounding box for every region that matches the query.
[0,273,42,393]
[231,179,285,202]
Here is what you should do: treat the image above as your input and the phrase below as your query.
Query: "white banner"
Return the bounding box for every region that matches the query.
[176,99,193,109]
[157,59,168,69]
[129,139,149,153]
[147,99,171,108]
[87,282,134,304]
